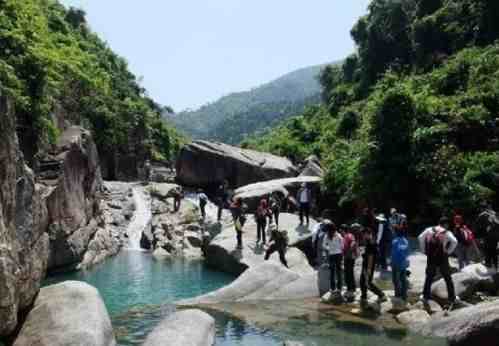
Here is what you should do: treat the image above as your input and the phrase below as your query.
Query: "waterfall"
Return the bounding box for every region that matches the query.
[127,186,152,250]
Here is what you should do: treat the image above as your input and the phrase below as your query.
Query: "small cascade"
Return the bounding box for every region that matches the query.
[127,186,152,250]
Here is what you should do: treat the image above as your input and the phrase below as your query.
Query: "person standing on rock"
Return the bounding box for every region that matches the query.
[198,189,208,221]
[296,183,312,226]
[323,222,344,296]
[452,214,476,270]
[255,199,271,245]
[264,224,289,268]
[376,214,390,270]
[230,197,246,250]
[391,227,410,307]
[419,216,458,305]
[343,224,359,302]
[475,203,499,270]
[144,160,152,184]
[216,180,229,222]
[268,193,281,227]
[360,226,387,307]
[173,187,184,212]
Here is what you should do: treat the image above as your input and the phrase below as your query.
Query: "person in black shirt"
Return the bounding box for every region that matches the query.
[360,227,387,306]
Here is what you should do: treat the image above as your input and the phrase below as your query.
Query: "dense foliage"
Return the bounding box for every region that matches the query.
[169,64,328,144]
[0,0,182,172]
[247,0,499,219]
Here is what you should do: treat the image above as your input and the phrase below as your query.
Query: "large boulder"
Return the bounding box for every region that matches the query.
[431,264,499,302]
[143,309,215,346]
[42,126,103,272]
[13,281,116,346]
[234,176,321,212]
[299,155,324,177]
[204,212,317,275]
[0,95,50,337]
[396,310,431,333]
[421,300,499,345]
[176,141,298,188]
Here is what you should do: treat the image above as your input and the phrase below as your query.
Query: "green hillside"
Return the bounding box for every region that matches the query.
[0,0,182,177]
[168,64,329,143]
[246,0,499,219]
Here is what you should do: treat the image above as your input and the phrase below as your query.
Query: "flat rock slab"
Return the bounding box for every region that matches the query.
[143,309,215,346]
[175,140,298,187]
[13,281,116,346]
[205,213,316,276]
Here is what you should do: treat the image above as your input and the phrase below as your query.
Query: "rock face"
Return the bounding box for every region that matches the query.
[176,141,298,188]
[143,309,215,346]
[421,300,499,345]
[0,95,50,337]
[431,264,499,302]
[40,126,103,272]
[204,212,317,275]
[234,176,322,212]
[13,281,116,346]
[396,310,430,333]
[299,155,324,177]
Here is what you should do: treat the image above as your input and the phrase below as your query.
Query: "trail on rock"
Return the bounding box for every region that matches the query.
[127,186,152,250]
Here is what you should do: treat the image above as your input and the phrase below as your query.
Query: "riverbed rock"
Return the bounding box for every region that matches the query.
[204,212,317,275]
[396,310,430,333]
[42,126,103,272]
[421,299,499,345]
[79,227,121,270]
[13,281,116,346]
[143,309,215,346]
[431,264,499,302]
[0,95,50,337]
[176,140,298,188]
[234,176,321,212]
[299,155,324,177]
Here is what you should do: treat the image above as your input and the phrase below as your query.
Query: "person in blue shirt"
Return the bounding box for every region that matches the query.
[391,227,410,306]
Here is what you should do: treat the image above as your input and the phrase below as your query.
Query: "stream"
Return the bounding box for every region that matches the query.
[44,184,446,346]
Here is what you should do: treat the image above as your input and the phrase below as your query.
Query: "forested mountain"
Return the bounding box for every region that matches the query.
[246,0,499,219]
[168,64,329,144]
[0,0,182,179]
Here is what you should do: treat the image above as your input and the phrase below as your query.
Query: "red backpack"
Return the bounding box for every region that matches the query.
[425,228,446,263]
[461,226,474,246]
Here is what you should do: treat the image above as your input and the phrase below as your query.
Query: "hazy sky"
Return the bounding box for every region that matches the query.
[60,1,370,111]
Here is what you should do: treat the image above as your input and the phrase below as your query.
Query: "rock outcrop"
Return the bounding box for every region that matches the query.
[176,141,298,188]
[234,176,321,212]
[40,126,103,272]
[143,309,215,346]
[299,155,324,177]
[421,300,499,345]
[13,281,116,346]
[0,95,50,337]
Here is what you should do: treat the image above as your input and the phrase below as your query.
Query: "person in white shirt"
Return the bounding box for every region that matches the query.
[418,216,458,305]
[296,183,312,226]
[323,222,344,294]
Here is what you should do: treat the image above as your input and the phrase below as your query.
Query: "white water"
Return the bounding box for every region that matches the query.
[127,186,152,250]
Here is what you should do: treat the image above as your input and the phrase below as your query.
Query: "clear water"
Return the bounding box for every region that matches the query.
[44,251,446,346]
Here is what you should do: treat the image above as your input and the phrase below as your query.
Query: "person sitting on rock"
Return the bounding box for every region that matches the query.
[264,224,289,268]
[255,199,271,245]
[230,197,246,250]
[323,222,344,297]
[198,189,208,221]
[418,216,458,307]
[343,224,359,302]
[360,226,387,307]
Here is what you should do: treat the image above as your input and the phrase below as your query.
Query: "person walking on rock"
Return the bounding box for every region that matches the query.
[419,216,458,305]
[360,226,387,307]
[172,187,184,212]
[343,224,359,301]
[391,227,410,307]
[268,193,282,227]
[323,222,344,295]
[475,203,499,270]
[255,199,271,245]
[376,213,390,270]
[230,197,246,250]
[296,183,312,226]
[452,214,476,270]
[198,189,208,221]
[264,224,289,268]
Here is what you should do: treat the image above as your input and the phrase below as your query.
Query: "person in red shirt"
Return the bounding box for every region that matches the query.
[452,214,477,270]
[343,224,360,301]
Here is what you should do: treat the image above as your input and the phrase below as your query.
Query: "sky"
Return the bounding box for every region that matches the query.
[60,1,370,112]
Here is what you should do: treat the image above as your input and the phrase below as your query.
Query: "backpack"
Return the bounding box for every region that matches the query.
[461,226,474,246]
[425,228,446,263]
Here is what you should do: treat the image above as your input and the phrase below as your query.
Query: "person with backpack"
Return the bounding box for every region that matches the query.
[198,189,209,221]
[418,216,458,305]
[268,193,282,227]
[312,219,331,267]
[264,224,289,268]
[255,199,271,245]
[343,224,359,302]
[323,222,344,296]
[391,227,410,307]
[452,214,475,270]
[475,203,499,270]
[296,183,312,226]
[230,197,247,250]
[360,226,387,307]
